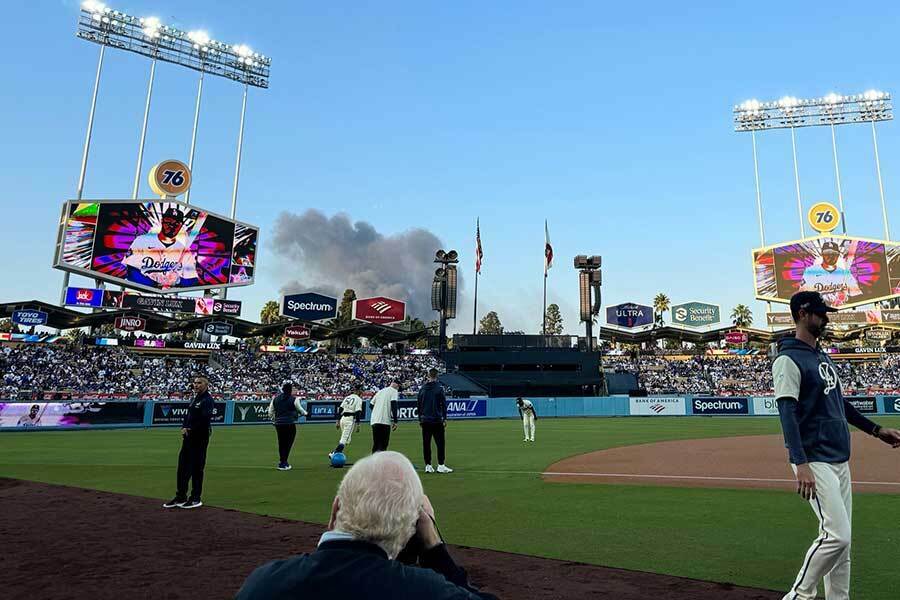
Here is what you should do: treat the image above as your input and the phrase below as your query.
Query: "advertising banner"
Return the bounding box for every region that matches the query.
[629,397,686,416]
[115,316,146,332]
[119,294,240,317]
[752,235,900,309]
[306,401,340,421]
[285,325,311,340]
[884,397,900,413]
[55,200,258,293]
[12,310,48,327]
[0,401,145,428]
[753,397,780,415]
[692,397,750,415]
[65,286,103,307]
[671,302,720,328]
[767,311,882,326]
[151,401,227,425]
[280,292,338,321]
[846,397,877,414]
[725,331,749,344]
[352,296,406,325]
[605,302,653,328]
[204,321,233,336]
[232,401,273,424]
[389,399,487,421]
[865,328,892,341]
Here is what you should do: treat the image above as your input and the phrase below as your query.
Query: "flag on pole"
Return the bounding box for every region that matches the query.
[475,218,483,274]
[544,220,553,274]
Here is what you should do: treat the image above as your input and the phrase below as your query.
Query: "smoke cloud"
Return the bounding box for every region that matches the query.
[271,209,461,320]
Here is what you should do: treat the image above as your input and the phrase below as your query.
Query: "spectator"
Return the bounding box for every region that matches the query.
[235,451,497,600]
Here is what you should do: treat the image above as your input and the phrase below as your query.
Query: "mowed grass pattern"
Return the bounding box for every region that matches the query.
[2,416,899,598]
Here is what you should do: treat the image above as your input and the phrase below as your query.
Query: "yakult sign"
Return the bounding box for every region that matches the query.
[280,293,338,322]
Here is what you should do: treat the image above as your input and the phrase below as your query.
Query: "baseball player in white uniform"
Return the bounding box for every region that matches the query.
[17,404,43,427]
[330,388,364,459]
[516,397,537,442]
[124,206,199,288]
[800,240,861,307]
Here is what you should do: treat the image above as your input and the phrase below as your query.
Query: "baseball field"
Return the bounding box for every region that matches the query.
[3,416,900,599]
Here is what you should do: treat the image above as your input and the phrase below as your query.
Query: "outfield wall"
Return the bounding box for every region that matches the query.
[1,395,898,430]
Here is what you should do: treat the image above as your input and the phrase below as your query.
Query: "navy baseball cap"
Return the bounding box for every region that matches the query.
[821,241,840,253]
[790,291,838,318]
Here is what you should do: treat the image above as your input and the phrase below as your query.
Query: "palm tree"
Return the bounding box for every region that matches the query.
[653,293,670,327]
[260,300,282,324]
[731,304,753,328]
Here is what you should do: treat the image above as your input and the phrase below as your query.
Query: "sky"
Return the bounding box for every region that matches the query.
[2,1,900,335]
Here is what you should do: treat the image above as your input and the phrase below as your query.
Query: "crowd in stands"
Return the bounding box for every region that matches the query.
[0,344,443,398]
[3,342,900,397]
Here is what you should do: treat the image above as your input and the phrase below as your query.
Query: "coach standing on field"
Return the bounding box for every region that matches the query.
[268,380,308,471]
[418,369,452,473]
[773,291,900,599]
[370,380,400,452]
[164,375,215,510]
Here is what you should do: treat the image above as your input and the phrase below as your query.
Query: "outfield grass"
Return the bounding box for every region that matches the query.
[3,416,899,598]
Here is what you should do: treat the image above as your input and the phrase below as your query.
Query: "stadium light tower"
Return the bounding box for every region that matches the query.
[574,255,602,352]
[432,250,459,354]
[733,91,893,242]
[64,2,273,305]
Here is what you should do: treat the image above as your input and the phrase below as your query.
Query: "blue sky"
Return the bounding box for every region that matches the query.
[2,1,899,334]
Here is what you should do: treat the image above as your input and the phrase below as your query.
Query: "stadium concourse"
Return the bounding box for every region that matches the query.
[3,342,900,397]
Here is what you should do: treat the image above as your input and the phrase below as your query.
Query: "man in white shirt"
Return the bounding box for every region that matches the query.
[370,381,400,453]
[330,386,364,459]
[516,398,537,442]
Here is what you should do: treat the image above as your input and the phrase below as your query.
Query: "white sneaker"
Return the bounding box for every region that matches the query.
[523,438,528,442]
[437,464,453,474]
[424,465,435,473]
[530,439,535,442]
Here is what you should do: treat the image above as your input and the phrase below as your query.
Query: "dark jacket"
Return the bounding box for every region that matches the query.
[272,392,299,425]
[182,390,214,434]
[776,337,876,463]
[417,381,447,424]
[235,539,498,600]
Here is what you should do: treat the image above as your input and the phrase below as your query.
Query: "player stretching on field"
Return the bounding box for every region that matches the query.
[330,387,363,460]
[773,291,900,600]
[516,398,537,442]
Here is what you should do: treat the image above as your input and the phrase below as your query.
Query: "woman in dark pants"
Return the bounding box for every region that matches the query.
[268,381,308,470]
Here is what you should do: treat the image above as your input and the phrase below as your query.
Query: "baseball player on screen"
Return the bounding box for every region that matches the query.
[800,240,861,306]
[124,206,200,288]
[330,387,364,459]
[516,398,537,442]
[772,291,900,599]
[16,404,43,427]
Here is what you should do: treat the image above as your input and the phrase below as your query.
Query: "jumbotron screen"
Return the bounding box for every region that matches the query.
[752,235,900,309]
[54,200,258,293]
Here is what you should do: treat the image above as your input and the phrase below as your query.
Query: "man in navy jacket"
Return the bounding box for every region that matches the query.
[235,451,497,600]
[163,375,215,510]
[418,368,452,473]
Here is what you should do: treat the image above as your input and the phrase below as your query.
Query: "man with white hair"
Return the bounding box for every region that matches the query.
[235,451,497,599]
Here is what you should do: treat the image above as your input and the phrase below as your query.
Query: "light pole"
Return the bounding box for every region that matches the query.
[432,250,459,354]
[574,255,602,352]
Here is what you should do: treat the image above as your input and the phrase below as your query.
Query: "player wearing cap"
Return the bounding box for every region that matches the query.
[516,398,537,442]
[773,291,900,600]
[17,404,42,427]
[800,240,861,306]
[268,381,308,471]
[370,381,400,453]
[330,387,364,460]
[124,206,199,288]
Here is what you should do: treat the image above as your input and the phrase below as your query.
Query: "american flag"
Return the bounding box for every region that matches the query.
[544,220,553,274]
[475,218,483,274]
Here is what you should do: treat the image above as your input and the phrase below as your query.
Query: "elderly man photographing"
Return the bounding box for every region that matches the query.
[236,451,497,599]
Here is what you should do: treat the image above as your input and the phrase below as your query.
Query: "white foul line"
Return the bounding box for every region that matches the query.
[540,471,900,487]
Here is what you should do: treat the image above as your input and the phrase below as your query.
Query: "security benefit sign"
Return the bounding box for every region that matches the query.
[671,302,720,328]
[885,397,900,413]
[606,302,653,328]
[629,397,686,416]
[692,397,750,415]
[151,401,227,425]
[232,401,273,424]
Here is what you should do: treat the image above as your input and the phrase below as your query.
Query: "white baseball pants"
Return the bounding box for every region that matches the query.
[339,417,356,445]
[522,413,535,441]
[782,461,852,600]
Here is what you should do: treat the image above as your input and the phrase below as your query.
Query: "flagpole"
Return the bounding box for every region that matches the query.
[473,269,479,335]
[542,272,547,335]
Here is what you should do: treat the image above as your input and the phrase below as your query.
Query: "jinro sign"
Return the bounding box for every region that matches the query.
[115,316,146,332]
[672,302,720,328]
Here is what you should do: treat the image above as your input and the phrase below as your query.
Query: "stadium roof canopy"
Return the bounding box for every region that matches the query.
[0,300,427,343]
